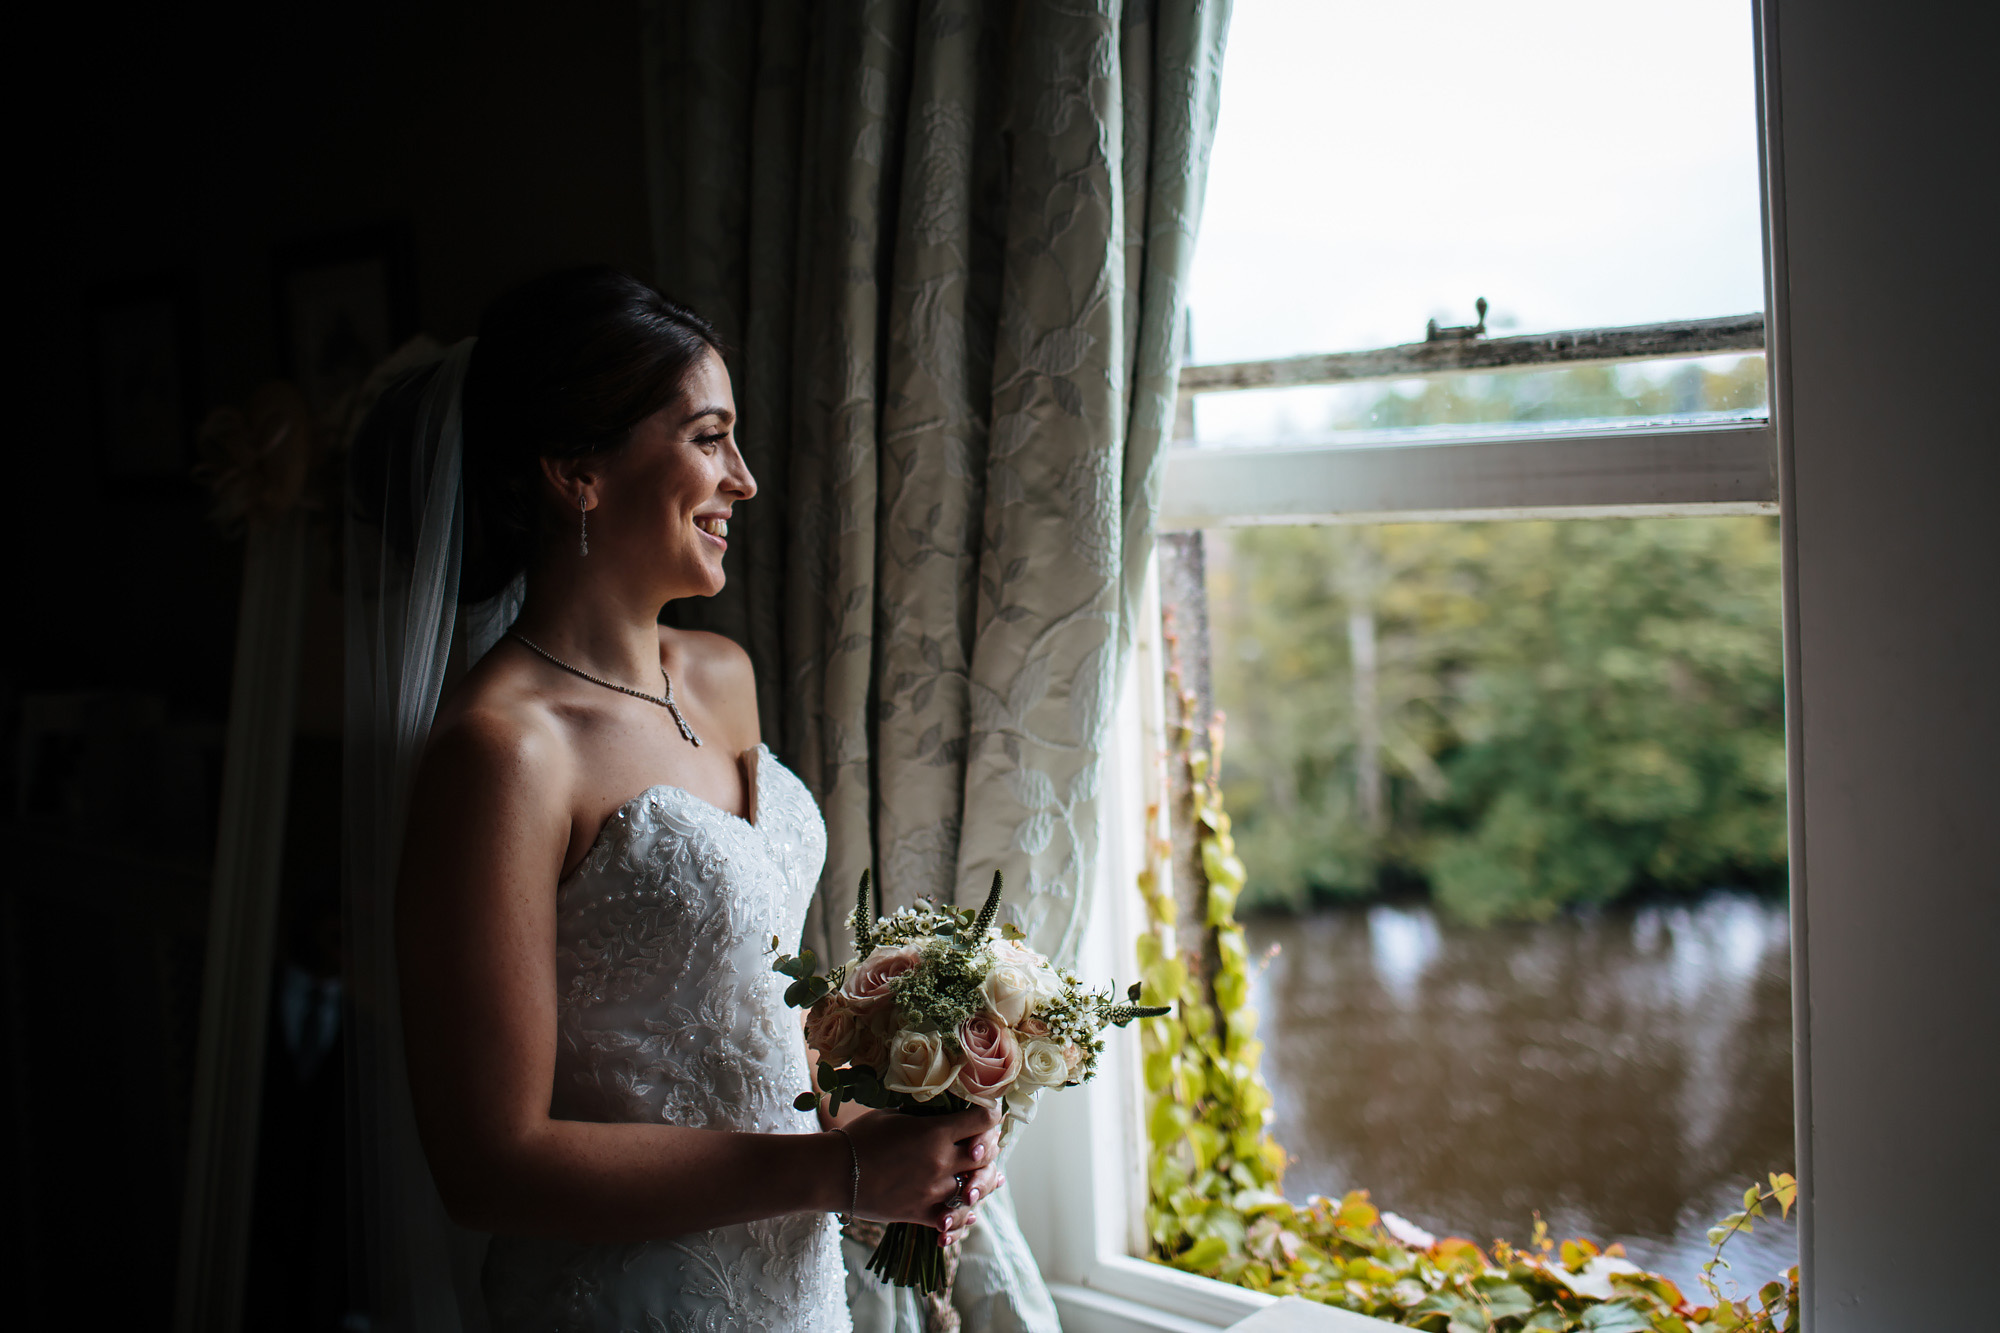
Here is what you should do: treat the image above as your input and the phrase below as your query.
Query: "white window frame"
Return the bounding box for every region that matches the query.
[1162,317,1776,531]
[1009,564,1398,1332]
[1010,326,1777,1329]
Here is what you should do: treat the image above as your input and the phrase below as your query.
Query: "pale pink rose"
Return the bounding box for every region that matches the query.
[1063,1042,1084,1078]
[851,1010,894,1071]
[805,994,862,1066]
[884,1028,960,1101]
[1016,1017,1050,1039]
[842,945,921,1017]
[952,1014,1023,1108]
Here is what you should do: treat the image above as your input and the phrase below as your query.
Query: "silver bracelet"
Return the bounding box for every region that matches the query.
[829,1126,860,1223]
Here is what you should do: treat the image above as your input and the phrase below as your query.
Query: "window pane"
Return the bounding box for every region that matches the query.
[1205,516,1793,1292]
[1193,353,1767,447]
[1185,0,1767,442]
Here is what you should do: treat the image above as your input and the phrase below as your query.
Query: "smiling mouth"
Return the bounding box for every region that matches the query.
[695,517,729,539]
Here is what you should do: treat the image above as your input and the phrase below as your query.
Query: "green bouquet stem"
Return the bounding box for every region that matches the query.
[864,1220,948,1293]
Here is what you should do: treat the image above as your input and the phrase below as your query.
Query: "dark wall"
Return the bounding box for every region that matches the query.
[8,3,652,1323]
[18,0,653,707]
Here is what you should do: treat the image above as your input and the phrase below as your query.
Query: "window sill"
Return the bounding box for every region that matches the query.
[1053,1256,1404,1331]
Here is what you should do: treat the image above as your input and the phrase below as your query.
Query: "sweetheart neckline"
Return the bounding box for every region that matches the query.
[560,743,773,889]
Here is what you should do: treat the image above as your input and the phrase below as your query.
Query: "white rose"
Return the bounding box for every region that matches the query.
[1018,1038,1071,1089]
[979,958,1041,1027]
[883,1029,961,1102]
[995,940,1065,1006]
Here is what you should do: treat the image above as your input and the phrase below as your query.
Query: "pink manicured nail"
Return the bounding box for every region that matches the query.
[972,1143,986,1161]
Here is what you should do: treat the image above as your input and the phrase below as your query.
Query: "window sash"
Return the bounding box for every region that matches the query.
[1160,420,1776,529]
[1166,313,1773,528]
[1178,313,1764,395]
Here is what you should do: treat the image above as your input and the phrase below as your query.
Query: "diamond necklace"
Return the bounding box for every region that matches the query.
[506,630,703,747]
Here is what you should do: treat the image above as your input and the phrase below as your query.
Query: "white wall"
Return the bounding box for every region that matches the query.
[1764,2,2000,1326]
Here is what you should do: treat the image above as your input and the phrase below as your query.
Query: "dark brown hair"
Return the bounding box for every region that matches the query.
[459,267,722,601]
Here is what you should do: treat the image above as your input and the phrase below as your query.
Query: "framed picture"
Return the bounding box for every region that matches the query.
[275,223,417,414]
[92,278,198,482]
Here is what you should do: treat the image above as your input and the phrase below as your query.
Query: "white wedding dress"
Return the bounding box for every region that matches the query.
[481,744,852,1332]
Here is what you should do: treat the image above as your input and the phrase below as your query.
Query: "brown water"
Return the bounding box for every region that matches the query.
[1244,894,1796,1295]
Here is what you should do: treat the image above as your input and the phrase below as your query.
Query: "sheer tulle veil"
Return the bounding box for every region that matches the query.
[342,336,522,1331]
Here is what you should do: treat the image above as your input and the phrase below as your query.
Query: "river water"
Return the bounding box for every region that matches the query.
[1244,893,1796,1295]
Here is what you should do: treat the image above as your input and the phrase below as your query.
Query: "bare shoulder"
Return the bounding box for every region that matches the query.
[662,626,761,750]
[414,661,577,831]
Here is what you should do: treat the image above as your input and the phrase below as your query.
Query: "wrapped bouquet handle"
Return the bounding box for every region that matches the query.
[776,869,1167,1293]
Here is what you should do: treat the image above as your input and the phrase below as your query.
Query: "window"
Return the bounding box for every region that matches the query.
[1011,2,1789,1327]
[1172,0,1770,529]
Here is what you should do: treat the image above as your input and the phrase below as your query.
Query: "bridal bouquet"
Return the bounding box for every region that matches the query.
[774,869,1165,1293]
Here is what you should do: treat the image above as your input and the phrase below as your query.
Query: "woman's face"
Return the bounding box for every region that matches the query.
[589,348,755,600]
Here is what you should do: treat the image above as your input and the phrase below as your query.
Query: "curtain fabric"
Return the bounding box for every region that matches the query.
[644,1,1227,1325]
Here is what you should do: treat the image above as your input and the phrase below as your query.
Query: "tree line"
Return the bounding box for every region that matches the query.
[1205,359,1786,923]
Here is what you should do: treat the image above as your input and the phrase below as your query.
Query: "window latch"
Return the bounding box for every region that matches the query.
[1426,296,1489,343]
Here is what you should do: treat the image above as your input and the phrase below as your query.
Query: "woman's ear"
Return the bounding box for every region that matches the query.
[539,455,598,510]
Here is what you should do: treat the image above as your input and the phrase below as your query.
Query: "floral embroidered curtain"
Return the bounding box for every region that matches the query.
[645,2,1228,1327]
[646,0,1227,972]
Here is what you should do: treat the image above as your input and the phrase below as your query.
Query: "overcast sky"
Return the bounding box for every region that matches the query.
[1186,0,1767,369]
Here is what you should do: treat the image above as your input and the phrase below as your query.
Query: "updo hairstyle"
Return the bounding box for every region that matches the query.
[350,267,722,603]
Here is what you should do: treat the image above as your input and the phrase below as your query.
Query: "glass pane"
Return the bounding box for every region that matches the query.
[1186,0,1767,443]
[1193,353,1768,447]
[1205,515,1794,1291]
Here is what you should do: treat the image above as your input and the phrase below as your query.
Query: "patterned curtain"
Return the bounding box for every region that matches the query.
[648,0,1226,960]
[644,2,1227,1322]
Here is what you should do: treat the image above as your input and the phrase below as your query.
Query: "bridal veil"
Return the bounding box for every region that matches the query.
[342,337,519,1332]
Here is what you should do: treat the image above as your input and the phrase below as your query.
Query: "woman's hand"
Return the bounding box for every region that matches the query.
[840,1104,1004,1244]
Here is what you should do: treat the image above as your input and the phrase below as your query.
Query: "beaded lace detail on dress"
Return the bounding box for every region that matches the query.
[482,746,850,1333]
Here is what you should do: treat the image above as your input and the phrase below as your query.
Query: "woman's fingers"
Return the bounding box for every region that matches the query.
[954,1118,1003,1169]
[939,1103,1002,1145]
[938,1170,1006,1243]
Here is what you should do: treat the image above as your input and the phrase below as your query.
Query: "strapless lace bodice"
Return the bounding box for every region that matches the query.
[483,746,851,1333]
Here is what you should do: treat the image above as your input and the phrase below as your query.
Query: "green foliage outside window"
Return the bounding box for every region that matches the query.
[1136,696,1808,1320]
[1209,515,1787,923]
[1136,690,1800,1330]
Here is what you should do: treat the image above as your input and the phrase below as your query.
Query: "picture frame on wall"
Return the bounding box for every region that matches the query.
[275,222,417,415]
[91,278,199,484]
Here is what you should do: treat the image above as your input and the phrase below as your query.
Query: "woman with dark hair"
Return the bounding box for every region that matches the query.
[357,269,996,1331]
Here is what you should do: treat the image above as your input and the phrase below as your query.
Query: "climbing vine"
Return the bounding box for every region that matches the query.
[1135,616,1800,1332]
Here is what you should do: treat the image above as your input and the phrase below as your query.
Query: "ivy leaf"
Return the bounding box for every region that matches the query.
[1001,922,1027,942]
[1128,982,1143,1002]
[1769,1171,1797,1217]
[1472,1280,1534,1321]
[1175,1236,1229,1270]
[1580,1301,1655,1333]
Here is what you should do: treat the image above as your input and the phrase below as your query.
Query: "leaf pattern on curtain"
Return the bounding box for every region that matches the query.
[648,0,1226,967]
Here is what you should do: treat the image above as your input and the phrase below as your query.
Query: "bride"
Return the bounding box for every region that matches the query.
[364,268,1000,1330]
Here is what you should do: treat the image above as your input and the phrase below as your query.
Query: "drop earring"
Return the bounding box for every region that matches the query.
[579,494,590,557]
